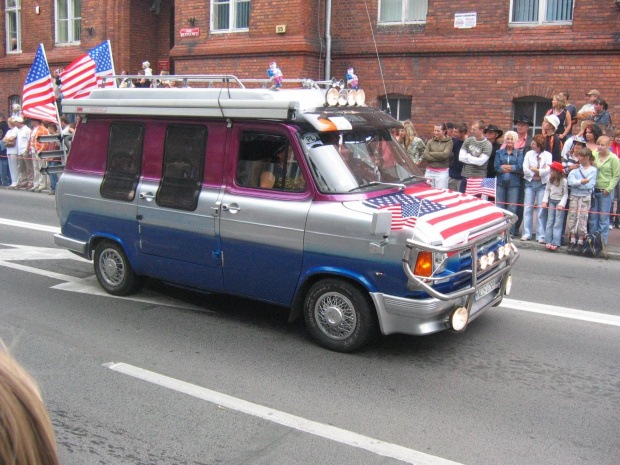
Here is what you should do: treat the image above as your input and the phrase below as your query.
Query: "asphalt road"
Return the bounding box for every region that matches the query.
[1,188,619,465]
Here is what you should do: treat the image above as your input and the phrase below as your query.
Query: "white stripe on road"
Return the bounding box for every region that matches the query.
[0,217,60,234]
[105,362,462,465]
[501,298,620,327]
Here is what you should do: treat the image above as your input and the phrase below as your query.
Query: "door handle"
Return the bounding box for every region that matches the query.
[221,203,241,213]
[139,192,155,201]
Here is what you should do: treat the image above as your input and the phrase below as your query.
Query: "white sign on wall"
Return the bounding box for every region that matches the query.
[454,13,477,29]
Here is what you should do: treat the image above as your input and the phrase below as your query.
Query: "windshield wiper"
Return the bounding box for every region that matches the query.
[348,181,406,193]
[400,175,427,184]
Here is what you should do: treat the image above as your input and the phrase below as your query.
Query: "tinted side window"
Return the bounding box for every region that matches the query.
[156,124,207,211]
[236,131,305,192]
[100,122,144,201]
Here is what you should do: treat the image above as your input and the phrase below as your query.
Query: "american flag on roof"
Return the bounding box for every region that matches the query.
[88,40,116,88]
[60,54,97,99]
[22,44,59,124]
[465,177,496,198]
[363,185,506,244]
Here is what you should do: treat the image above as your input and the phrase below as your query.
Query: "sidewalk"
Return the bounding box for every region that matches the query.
[514,226,620,260]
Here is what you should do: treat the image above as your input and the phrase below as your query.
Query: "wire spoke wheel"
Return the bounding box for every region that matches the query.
[94,241,139,296]
[99,248,126,287]
[314,292,357,340]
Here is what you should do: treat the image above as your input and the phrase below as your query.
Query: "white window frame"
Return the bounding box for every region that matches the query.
[378,0,428,25]
[5,0,21,54]
[509,0,574,27]
[210,0,250,33]
[55,0,81,45]
[379,94,412,122]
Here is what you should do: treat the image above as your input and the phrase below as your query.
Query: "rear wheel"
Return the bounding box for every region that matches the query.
[304,279,376,352]
[94,241,139,296]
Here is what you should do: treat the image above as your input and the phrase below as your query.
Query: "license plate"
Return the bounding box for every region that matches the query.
[475,277,501,301]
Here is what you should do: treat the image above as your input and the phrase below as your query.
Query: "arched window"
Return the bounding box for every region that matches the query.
[379,94,411,122]
[513,96,552,136]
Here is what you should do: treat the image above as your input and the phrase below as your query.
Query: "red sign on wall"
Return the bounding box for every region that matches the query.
[180,28,200,38]
[158,59,170,71]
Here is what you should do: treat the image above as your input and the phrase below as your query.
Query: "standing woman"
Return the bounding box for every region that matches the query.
[546,94,572,141]
[581,121,603,153]
[522,134,552,242]
[422,123,453,189]
[402,120,426,165]
[494,130,523,235]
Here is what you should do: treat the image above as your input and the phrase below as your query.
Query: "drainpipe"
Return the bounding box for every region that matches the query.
[325,0,332,80]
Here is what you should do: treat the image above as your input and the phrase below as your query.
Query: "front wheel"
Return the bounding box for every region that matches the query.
[303,279,376,352]
[94,241,139,296]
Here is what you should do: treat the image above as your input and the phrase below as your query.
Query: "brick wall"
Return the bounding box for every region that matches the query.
[1,0,618,141]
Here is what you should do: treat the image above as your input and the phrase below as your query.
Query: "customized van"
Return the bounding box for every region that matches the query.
[54,75,519,352]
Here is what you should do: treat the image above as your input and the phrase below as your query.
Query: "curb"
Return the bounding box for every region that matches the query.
[514,239,620,261]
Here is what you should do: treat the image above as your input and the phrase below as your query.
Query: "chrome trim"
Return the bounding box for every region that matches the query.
[54,234,88,256]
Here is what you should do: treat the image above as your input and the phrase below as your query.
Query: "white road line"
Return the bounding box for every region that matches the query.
[105,362,462,465]
[500,299,620,327]
[0,217,60,234]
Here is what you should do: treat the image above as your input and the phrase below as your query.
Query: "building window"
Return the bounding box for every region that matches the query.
[55,0,81,44]
[8,95,20,116]
[379,94,412,121]
[513,97,552,137]
[211,0,250,32]
[5,0,21,53]
[379,0,427,24]
[510,0,573,25]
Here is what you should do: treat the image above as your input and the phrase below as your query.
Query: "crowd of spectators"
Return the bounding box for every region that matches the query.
[398,89,619,250]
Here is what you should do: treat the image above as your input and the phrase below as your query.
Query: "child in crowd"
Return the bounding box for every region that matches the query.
[542,161,568,251]
[566,148,597,253]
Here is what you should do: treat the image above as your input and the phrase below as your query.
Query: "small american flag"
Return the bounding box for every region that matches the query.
[88,40,116,88]
[60,54,97,99]
[465,177,496,198]
[22,44,58,124]
[364,185,505,243]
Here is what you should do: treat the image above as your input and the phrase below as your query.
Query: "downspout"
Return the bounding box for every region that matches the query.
[325,0,332,80]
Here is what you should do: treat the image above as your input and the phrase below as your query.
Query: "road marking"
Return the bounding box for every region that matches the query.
[0,217,60,234]
[501,299,620,327]
[0,229,618,327]
[105,362,462,465]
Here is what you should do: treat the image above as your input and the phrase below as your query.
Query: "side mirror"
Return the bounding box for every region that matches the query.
[371,210,391,237]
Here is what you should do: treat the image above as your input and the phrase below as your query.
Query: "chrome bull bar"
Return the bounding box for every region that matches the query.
[402,211,519,301]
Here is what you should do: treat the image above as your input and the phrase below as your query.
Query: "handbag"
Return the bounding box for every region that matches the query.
[581,231,608,259]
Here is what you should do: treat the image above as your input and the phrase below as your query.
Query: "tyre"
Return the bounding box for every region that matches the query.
[93,241,139,296]
[303,279,376,352]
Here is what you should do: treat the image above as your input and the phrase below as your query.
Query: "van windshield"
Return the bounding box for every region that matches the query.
[301,129,425,194]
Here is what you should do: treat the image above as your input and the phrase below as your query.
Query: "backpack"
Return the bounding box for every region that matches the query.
[581,231,608,259]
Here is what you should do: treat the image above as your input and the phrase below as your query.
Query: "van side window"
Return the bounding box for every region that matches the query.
[156,124,207,211]
[236,131,305,192]
[100,123,145,201]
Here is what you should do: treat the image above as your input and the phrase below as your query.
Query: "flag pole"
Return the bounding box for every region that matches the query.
[107,40,117,87]
[38,43,63,130]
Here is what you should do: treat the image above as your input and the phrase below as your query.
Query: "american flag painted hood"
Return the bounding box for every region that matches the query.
[350,184,508,247]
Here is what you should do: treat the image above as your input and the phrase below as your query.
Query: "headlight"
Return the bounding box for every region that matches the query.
[325,88,339,106]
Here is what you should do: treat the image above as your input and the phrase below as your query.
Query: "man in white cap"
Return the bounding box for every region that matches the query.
[14,116,33,189]
[576,89,600,123]
[542,114,562,163]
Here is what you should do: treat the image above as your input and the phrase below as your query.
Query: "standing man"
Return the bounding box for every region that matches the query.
[458,120,492,193]
[589,136,620,244]
[559,91,577,135]
[542,114,562,162]
[484,124,503,179]
[512,115,533,236]
[27,118,50,192]
[14,117,33,189]
[449,123,467,191]
[0,113,10,186]
[576,90,600,123]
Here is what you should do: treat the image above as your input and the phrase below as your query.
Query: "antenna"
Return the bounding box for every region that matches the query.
[363,0,390,115]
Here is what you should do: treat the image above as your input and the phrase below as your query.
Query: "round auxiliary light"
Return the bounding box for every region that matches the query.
[497,245,506,260]
[505,274,513,295]
[325,88,339,106]
[478,255,488,271]
[451,307,469,332]
[346,89,357,106]
[355,89,366,106]
[487,251,496,266]
[338,89,348,106]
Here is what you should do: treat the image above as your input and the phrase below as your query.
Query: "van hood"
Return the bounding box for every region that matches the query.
[344,184,508,247]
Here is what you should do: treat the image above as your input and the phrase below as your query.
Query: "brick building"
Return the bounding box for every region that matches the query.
[1,1,619,138]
